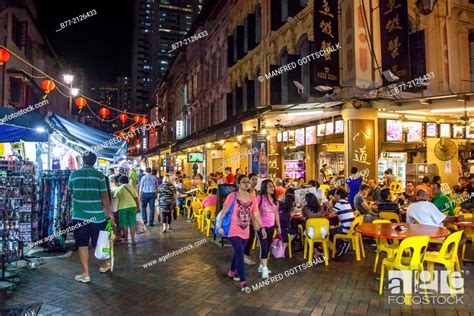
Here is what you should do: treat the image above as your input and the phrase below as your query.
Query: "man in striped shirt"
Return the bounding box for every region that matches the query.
[329,188,355,257]
[68,152,114,283]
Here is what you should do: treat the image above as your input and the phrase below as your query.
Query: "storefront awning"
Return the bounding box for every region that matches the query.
[0,108,49,142]
[171,108,269,153]
[48,114,127,162]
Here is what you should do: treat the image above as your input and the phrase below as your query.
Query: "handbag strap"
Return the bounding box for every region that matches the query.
[123,185,138,204]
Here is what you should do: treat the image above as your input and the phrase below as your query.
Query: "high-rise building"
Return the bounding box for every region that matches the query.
[117,76,132,111]
[89,82,118,108]
[131,0,201,112]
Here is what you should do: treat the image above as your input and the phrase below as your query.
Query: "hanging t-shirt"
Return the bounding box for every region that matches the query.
[256,195,278,228]
[224,192,258,239]
[52,159,61,170]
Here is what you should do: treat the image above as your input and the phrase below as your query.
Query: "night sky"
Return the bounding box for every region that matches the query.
[37,0,134,82]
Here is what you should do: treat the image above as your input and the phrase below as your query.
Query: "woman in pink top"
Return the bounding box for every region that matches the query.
[202,188,217,219]
[256,179,281,279]
[217,175,266,293]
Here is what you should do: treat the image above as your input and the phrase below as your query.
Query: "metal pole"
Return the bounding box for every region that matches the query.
[69,82,72,116]
[47,132,51,170]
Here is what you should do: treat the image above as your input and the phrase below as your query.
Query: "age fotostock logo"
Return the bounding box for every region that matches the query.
[387,270,466,305]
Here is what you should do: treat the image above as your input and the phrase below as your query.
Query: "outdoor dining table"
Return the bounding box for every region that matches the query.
[356,223,451,240]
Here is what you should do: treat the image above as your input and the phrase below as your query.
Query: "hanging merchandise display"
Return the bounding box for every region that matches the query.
[0,160,39,264]
[38,170,72,250]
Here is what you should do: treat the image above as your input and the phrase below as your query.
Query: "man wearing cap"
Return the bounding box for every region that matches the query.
[68,152,115,283]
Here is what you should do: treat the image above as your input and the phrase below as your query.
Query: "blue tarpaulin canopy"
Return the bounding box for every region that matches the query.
[0,108,49,142]
[0,108,127,162]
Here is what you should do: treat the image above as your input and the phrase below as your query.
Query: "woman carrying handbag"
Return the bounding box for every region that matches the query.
[113,175,140,245]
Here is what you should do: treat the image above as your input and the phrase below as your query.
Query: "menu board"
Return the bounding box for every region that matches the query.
[284,160,305,179]
[317,124,326,136]
[453,125,464,138]
[305,126,316,145]
[282,131,288,142]
[466,126,474,139]
[277,132,282,142]
[288,130,295,141]
[426,123,437,137]
[335,120,344,133]
[406,122,422,143]
[325,122,334,135]
[386,120,403,142]
[295,128,305,146]
[440,124,451,138]
[295,187,318,206]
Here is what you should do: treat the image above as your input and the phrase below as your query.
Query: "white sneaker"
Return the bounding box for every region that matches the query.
[258,264,272,274]
[261,266,269,279]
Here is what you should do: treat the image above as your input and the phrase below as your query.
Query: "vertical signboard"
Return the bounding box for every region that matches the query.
[380,0,410,85]
[250,134,268,177]
[313,0,339,86]
[176,120,184,140]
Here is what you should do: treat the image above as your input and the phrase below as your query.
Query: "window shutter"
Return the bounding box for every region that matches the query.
[227,35,234,67]
[226,92,234,119]
[270,65,282,105]
[234,25,245,61]
[247,14,256,51]
[271,0,283,31]
[234,86,244,114]
[409,30,426,92]
[288,54,302,103]
[246,80,255,110]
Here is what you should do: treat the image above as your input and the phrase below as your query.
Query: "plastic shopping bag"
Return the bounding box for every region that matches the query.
[94,221,112,260]
[110,198,119,213]
[271,236,286,258]
[136,213,147,234]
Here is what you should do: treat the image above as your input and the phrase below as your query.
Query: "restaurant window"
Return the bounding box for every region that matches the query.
[281,0,289,22]
[255,67,261,106]
[469,29,474,92]
[408,29,426,92]
[9,77,23,106]
[298,34,310,98]
[255,5,261,44]
[280,48,289,104]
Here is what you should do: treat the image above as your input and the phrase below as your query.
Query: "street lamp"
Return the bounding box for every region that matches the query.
[63,74,74,115]
[70,88,80,96]
[416,0,437,15]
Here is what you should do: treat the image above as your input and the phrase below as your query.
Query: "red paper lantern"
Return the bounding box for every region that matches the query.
[119,113,128,123]
[0,48,10,65]
[119,131,125,138]
[133,115,141,123]
[75,97,87,110]
[99,107,110,119]
[41,80,55,93]
[130,126,136,133]
[141,117,148,124]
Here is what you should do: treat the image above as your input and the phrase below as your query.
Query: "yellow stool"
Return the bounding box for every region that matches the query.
[303,218,330,266]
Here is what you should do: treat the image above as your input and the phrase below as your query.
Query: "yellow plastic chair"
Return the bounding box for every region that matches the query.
[207,185,217,194]
[332,215,365,261]
[425,231,463,278]
[453,206,461,215]
[303,218,330,266]
[378,211,400,223]
[298,224,304,245]
[379,235,430,305]
[372,220,400,273]
[183,197,193,219]
[461,227,474,261]
[353,210,361,218]
[319,184,330,195]
[191,201,203,229]
[204,205,217,237]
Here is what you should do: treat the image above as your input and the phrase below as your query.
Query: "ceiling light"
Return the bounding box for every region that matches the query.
[404,115,427,120]
[420,99,431,105]
[288,110,324,116]
[431,107,474,113]
[378,113,400,118]
[35,127,46,133]
[457,95,467,102]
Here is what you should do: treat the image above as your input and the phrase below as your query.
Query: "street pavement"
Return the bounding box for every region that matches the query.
[1,218,474,315]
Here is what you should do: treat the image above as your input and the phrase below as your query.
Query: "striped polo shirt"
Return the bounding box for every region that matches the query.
[68,166,108,223]
[333,199,355,234]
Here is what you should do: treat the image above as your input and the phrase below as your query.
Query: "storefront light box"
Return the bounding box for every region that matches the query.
[277,132,282,142]
[426,122,438,138]
[453,125,464,139]
[325,122,334,135]
[187,152,204,163]
[335,120,343,133]
[282,131,288,142]
[295,128,305,146]
[405,122,422,143]
[305,126,316,145]
[317,124,325,136]
[440,123,451,138]
[386,119,403,142]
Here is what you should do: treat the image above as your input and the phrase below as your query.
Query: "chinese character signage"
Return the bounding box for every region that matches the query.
[176,120,184,139]
[380,0,410,85]
[313,0,339,86]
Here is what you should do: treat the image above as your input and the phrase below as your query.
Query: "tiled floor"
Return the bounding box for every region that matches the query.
[1,218,473,315]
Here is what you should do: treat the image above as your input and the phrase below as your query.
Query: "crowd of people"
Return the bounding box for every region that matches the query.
[67,155,473,292]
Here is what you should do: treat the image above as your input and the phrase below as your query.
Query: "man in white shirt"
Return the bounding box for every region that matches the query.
[407,189,461,227]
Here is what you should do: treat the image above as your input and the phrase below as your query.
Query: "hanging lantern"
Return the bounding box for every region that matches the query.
[119,131,125,138]
[133,115,141,123]
[129,126,136,133]
[75,97,87,110]
[99,107,110,119]
[141,117,148,125]
[119,113,128,123]
[41,79,55,93]
[0,48,10,65]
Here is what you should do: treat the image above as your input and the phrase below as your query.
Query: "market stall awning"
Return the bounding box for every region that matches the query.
[0,108,49,142]
[48,114,127,162]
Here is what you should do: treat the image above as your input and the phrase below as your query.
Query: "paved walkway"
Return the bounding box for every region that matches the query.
[1,218,473,315]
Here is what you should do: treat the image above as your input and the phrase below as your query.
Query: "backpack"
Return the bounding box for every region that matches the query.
[214,193,237,238]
